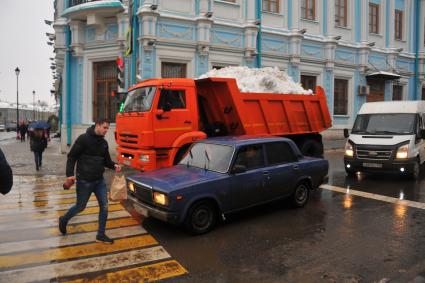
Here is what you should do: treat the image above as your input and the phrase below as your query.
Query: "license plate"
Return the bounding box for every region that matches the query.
[133,204,148,217]
[123,159,131,166]
[363,162,383,168]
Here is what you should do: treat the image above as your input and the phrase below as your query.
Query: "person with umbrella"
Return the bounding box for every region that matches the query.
[30,127,47,171]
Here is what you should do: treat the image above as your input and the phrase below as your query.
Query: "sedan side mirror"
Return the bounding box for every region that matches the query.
[343,128,350,138]
[231,164,246,174]
[419,129,425,139]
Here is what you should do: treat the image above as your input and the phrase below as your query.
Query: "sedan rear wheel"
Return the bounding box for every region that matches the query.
[291,182,310,207]
[184,201,217,235]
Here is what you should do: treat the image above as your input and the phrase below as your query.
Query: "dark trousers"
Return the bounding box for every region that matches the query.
[33,151,43,168]
[62,178,108,236]
[20,133,25,142]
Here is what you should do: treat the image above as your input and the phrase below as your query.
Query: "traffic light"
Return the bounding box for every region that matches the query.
[116,56,125,92]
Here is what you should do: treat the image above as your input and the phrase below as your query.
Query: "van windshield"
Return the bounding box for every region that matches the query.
[352,113,416,135]
[122,86,156,112]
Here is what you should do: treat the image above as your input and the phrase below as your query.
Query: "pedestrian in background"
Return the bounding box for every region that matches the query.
[30,128,47,171]
[19,121,27,142]
[59,118,121,244]
[0,147,13,195]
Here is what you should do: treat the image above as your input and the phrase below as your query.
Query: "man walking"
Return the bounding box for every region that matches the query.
[59,118,121,244]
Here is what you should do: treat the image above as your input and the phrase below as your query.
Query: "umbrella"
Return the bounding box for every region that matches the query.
[28,120,50,129]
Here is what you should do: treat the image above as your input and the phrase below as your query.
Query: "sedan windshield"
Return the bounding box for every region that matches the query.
[179,142,234,173]
[352,113,416,135]
[122,86,156,112]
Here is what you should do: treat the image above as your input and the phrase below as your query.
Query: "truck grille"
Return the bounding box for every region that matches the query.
[134,183,153,205]
[119,133,138,146]
[356,146,393,160]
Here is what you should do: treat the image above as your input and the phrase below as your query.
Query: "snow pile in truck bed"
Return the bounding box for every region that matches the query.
[199,66,313,94]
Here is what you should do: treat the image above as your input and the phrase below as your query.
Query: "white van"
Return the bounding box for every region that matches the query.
[343,101,425,179]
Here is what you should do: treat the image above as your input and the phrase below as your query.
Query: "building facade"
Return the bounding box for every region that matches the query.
[53,0,425,152]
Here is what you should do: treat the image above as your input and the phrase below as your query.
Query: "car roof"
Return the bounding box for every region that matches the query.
[197,135,293,147]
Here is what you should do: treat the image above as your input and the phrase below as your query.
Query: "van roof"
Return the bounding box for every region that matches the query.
[359,101,425,114]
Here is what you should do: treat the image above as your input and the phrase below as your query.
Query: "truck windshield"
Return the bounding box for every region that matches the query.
[352,113,416,135]
[122,86,156,112]
[179,143,234,173]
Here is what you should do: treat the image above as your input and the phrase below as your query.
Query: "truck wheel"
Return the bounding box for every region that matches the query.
[408,159,421,180]
[299,140,323,158]
[173,144,191,165]
[184,201,217,235]
[290,182,310,208]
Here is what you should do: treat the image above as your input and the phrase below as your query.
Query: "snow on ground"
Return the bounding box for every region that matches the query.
[199,66,313,94]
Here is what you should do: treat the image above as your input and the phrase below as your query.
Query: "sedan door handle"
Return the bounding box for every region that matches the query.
[293,165,299,170]
[262,171,269,175]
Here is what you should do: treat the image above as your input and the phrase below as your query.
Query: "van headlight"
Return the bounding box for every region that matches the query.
[153,191,168,206]
[396,144,409,159]
[345,141,354,157]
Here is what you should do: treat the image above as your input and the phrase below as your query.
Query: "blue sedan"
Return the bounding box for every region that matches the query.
[126,136,329,234]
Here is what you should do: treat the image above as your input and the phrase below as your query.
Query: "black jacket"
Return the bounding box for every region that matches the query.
[30,134,47,152]
[0,148,13,195]
[66,126,115,181]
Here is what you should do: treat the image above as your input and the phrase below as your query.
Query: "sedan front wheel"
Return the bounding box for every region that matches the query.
[184,201,217,235]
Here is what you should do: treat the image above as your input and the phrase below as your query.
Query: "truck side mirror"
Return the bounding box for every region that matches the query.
[155,109,164,119]
[343,128,349,138]
[231,164,246,174]
[162,103,172,112]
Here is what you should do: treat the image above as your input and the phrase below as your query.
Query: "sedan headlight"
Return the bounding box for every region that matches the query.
[345,141,354,157]
[396,144,409,159]
[128,181,135,192]
[153,191,168,206]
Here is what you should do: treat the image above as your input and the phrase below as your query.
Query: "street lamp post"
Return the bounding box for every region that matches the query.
[32,90,35,120]
[15,67,20,134]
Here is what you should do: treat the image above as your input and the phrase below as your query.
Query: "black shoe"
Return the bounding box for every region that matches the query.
[36,166,39,171]
[59,216,67,235]
[96,234,114,244]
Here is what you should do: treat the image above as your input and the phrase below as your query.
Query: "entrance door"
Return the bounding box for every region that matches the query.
[93,61,118,122]
[366,79,385,102]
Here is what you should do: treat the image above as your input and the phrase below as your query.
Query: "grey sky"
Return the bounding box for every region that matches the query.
[0,0,55,106]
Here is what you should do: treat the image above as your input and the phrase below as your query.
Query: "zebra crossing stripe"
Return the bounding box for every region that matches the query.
[0,246,171,283]
[0,234,157,270]
[62,260,188,283]
[0,226,147,255]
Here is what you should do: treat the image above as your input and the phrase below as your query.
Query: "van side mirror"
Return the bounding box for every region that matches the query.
[343,128,350,138]
[419,129,425,139]
[231,164,246,174]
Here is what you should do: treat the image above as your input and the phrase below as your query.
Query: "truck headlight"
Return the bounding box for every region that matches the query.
[345,141,354,157]
[128,181,135,192]
[140,154,149,162]
[153,191,168,206]
[396,144,409,159]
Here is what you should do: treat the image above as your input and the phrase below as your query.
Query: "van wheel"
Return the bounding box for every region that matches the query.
[345,168,356,177]
[184,201,217,235]
[299,140,323,158]
[408,159,421,180]
[290,182,310,208]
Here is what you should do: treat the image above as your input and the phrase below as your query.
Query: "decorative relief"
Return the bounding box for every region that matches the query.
[335,50,355,63]
[159,23,194,40]
[106,24,118,41]
[263,38,288,53]
[212,30,242,47]
[301,45,324,58]
[369,55,387,69]
[85,27,96,42]
[396,60,411,72]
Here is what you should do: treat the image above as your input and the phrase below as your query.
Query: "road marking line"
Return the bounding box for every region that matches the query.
[0,204,124,223]
[0,226,147,255]
[0,200,104,216]
[0,246,170,283]
[0,193,78,204]
[0,234,158,270]
[0,211,134,243]
[320,184,425,210]
[62,260,188,283]
[7,187,75,196]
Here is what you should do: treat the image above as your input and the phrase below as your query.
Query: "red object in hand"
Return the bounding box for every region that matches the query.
[63,179,75,190]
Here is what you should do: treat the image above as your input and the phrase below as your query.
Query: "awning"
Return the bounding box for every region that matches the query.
[366,71,401,80]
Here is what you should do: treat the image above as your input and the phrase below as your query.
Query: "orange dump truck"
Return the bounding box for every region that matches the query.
[115,77,332,171]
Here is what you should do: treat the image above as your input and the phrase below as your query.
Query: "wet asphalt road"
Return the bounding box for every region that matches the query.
[1,136,425,283]
[135,149,425,283]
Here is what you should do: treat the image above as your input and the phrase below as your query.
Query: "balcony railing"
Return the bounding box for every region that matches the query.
[68,0,122,8]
